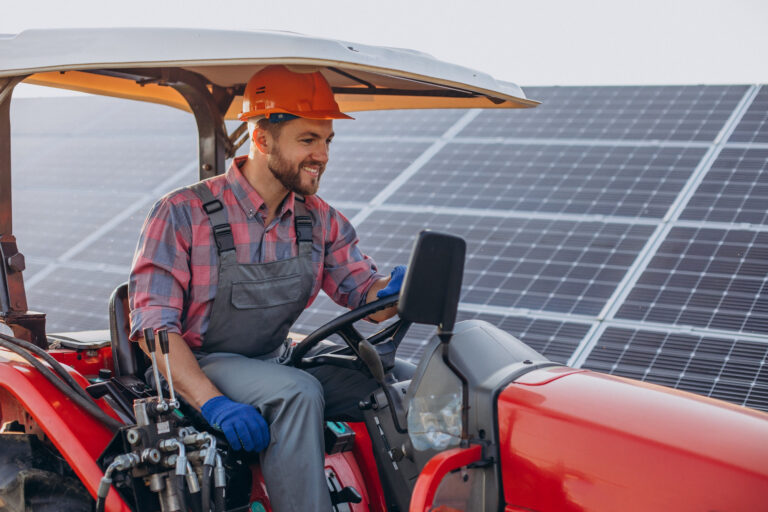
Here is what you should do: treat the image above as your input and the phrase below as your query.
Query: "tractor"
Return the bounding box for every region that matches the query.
[1,28,767,512]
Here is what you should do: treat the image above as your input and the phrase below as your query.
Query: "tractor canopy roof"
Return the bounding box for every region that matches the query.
[0,28,538,115]
[0,28,538,324]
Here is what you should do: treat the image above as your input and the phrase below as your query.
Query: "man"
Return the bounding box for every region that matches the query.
[129,65,410,511]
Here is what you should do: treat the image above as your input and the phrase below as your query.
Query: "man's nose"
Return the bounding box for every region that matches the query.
[313,143,329,163]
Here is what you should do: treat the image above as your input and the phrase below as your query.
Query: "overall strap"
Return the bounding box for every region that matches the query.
[293,195,313,248]
[191,183,314,255]
[189,181,235,254]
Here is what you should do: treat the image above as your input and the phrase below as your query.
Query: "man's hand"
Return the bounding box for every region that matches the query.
[201,395,270,452]
[376,265,406,299]
[366,265,407,323]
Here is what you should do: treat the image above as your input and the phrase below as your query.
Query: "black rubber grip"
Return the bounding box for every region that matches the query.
[158,329,170,355]
[143,328,156,352]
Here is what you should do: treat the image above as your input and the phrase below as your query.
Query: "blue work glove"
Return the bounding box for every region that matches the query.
[201,395,270,452]
[377,265,407,298]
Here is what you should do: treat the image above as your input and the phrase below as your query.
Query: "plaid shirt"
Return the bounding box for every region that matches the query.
[129,157,382,350]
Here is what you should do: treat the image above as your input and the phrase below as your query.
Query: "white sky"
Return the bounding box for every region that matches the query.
[4,0,767,97]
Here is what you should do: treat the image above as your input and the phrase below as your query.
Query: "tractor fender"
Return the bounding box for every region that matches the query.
[0,350,131,512]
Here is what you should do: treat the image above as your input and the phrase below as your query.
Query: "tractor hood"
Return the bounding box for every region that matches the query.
[0,28,538,117]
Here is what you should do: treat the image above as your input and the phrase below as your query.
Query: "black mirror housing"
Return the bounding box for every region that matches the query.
[397,230,466,332]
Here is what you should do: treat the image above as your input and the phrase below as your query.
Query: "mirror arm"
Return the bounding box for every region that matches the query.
[381,377,409,434]
[439,330,471,443]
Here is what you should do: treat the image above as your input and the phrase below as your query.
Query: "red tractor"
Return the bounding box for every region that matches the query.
[1,29,767,512]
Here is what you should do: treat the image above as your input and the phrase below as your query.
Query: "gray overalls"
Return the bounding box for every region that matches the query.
[187,182,407,512]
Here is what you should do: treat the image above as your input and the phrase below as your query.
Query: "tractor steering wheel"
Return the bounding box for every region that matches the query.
[283,295,411,372]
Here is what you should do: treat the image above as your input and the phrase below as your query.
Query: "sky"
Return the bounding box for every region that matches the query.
[4,0,767,97]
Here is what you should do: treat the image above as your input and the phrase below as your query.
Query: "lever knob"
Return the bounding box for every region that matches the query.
[143,328,156,352]
[158,329,170,355]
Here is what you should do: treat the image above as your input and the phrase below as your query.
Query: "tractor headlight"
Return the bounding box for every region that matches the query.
[407,391,462,451]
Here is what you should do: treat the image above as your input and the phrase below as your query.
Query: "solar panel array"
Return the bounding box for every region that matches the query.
[9,82,768,413]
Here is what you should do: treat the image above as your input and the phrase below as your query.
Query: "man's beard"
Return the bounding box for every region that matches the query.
[267,146,323,196]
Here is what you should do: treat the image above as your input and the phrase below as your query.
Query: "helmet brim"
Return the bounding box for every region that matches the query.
[239,109,354,122]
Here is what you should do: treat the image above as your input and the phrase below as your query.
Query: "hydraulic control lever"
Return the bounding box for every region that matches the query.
[157,328,179,408]
[143,328,165,407]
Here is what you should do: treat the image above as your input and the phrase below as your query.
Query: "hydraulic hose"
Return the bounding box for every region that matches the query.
[201,464,212,512]
[201,434,216,512]
[186,461,203,512]
[0,336,123,431]
[214,454,226,512]
[174,474,188,512]
[96,454,138,512]
[0,331,93,402]
[214,486,226,512]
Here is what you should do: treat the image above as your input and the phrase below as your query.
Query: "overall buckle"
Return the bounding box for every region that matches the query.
[212,224,235,252]
[295,216,313,243]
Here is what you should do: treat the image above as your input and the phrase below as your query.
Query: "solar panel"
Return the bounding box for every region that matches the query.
[728,86,768,144]
[8,82,768,413]
[394,143,705,217]
[333,109,466,138]
[12,188,138,257]
[680,147,768,224]
[13,135,196,191]
[459,85,749,142]
[583,327,768,412]
[355,211,653,315]
[320,141,432,204]
[615,227,768,335]
[26,266,126,332]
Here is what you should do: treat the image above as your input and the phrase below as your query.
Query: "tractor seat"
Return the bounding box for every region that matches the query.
[108,283,211,425]
[108,282,149,379]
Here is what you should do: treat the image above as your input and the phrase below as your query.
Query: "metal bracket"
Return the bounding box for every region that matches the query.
[88,68,236,179]
[0,235,27,313]
[163,69,235,179]
[226,122,249,159]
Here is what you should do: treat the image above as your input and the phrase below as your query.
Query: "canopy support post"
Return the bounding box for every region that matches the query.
[0,77,47,347]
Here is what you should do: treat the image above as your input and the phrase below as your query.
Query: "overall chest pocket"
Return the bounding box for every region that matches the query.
[231,274,303,309]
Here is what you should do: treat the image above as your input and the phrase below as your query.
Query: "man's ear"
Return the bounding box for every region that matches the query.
[252,128,271,155]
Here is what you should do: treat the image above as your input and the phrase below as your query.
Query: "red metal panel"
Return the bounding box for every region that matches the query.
[50,346,113,381]
[325,451,373,511]
[348,420,387,512]
[0,350,130,512]
[246,435,376,511]
[497,367,768,511]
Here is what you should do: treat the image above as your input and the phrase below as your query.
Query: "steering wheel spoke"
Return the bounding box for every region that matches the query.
[337,324,365,348]
[286,295,410,372]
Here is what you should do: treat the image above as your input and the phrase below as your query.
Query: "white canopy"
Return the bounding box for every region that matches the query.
[0,28,538,117]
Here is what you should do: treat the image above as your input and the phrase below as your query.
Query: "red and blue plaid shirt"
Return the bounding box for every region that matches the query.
[129,157,382,350]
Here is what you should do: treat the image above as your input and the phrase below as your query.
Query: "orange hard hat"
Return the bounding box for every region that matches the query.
[239,65,353,122]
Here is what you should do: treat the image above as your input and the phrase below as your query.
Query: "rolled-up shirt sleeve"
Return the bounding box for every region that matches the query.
[321,207,384,309]
[129,197,192,340]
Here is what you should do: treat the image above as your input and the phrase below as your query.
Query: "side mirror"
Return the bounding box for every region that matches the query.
[397,230,466,333]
